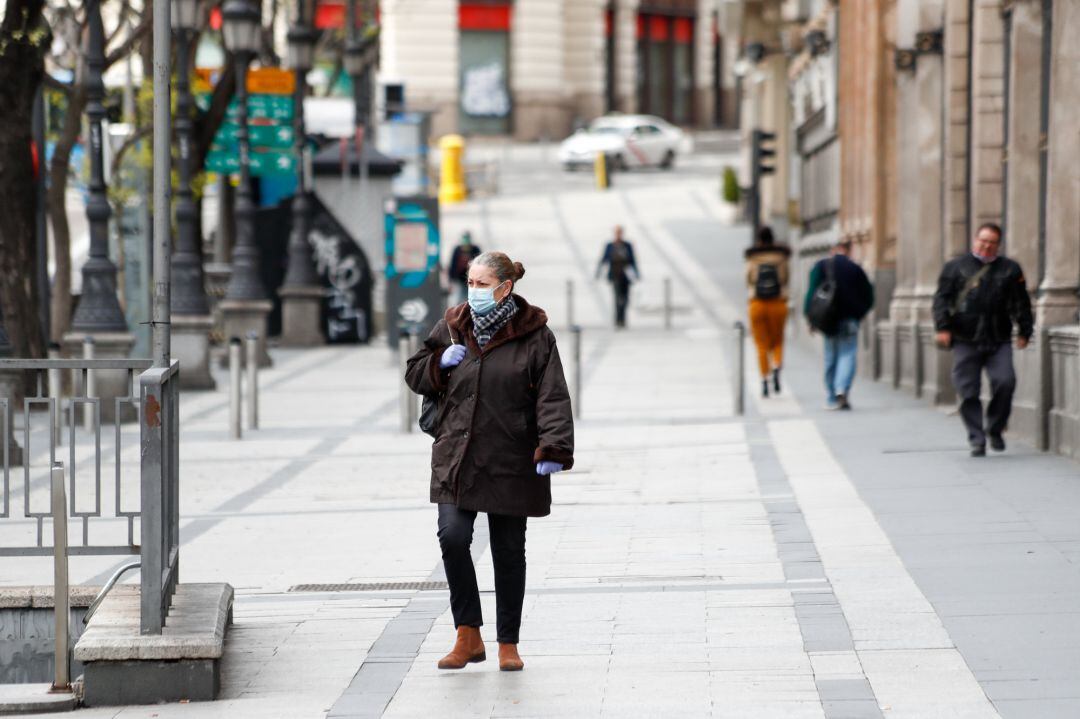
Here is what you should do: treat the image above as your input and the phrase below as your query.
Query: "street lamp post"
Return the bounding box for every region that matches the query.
[169,0,216,388]
[64,0,135,422]
[278,18,324,346]
[70,0,128,335]
[220,0,272,367]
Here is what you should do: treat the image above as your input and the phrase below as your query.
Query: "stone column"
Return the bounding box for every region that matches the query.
[915,1,952,403]
[889,0,921,388]
[1036,0,1080,326]
[968,0,1005,230]
[1004,1,1048,447]
[614,0,640,113]
[511,0,569,140]
[942,0,971,258]
[1003,1,1044,282]
[563,0,605,124]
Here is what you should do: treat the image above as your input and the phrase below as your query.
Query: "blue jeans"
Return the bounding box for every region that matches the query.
[824,319,860,402]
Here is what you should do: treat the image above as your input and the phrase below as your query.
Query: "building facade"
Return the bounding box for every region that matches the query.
[378,0,742,139]
[733,0,1080,459]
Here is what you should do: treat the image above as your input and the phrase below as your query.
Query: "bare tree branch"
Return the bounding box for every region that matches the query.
[105,13,149,68]
[109,125,152,179]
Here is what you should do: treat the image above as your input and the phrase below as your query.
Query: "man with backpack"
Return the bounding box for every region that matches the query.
[744,226,791,397]
[804,239,875,410]
[932,223,1032,457]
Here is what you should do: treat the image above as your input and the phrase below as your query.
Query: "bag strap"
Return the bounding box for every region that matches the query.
[953,263,992,314]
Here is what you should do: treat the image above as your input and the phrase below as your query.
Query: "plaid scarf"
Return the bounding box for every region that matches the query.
[472,296,518,349]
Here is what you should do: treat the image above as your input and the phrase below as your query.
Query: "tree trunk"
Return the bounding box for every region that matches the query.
[47,84,87,344]
[0,0,50,359]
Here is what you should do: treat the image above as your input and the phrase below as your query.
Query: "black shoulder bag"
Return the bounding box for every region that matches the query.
[419,328,455,437]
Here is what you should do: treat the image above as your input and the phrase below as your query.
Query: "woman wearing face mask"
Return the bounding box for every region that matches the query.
[405,251,574,672]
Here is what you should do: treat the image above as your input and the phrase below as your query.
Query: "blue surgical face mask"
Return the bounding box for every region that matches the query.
[468,283,505,315]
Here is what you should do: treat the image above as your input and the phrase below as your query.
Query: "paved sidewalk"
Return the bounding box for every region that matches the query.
[12,148,1080,718]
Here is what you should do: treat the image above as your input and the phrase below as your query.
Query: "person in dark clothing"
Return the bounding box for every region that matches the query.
[405,251,574,672]
[447,231,481,305]
[932,222,1033,456]
[804,240,875,410]
[595,225,640,328]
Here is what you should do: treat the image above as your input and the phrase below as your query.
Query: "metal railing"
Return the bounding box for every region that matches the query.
[0,357,181,635]
[139,360,180,634]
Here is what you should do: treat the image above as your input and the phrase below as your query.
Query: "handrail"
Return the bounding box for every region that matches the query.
[83,561,141,626]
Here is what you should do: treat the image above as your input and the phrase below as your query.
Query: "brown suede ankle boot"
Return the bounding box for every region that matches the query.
[437,626,486,670]
[498,643,524,671]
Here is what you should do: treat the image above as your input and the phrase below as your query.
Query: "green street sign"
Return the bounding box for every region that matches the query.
[225,94,294,121]
[212,123,295,150]
[205,149,296,177]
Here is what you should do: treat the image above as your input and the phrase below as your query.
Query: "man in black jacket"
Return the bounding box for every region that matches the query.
[932,223,1033,456]
[804,240,875,410]
[596,225,640,328]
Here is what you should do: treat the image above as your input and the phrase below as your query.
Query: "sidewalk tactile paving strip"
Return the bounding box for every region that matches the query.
[289,581,449,593]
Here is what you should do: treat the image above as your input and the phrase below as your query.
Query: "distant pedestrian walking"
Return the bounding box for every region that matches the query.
[447,231,481,305]
[804,239,874,410]
[596,225,640,328]
[744,226,791,397]
[932,223,1033,457]
[405,251,574,673]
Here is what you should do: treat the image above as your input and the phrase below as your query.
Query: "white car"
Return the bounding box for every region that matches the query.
[557,114,693,171]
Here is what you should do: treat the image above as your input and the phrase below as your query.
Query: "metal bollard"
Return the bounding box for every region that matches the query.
[246,332,259,430]
[571,325,582,419]
[399,331,413,433]
[733,321,746,416]
[48,344,62,445]
[51,462,70,690]
[82,336,94,432]
[229,338,242,440]
[663,277,673,331]
[566,279,575,329]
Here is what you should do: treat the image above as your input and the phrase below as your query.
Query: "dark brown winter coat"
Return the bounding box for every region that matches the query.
[404,295,574,518]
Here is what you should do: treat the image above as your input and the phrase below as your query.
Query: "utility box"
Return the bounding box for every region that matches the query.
[384,196,443,346]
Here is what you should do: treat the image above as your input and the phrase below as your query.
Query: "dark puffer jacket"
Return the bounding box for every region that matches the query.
[404,296,574,518]
[932,254,1033,345]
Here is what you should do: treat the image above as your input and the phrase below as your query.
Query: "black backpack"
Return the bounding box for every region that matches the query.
[754,263,782,299]
[806,258,840,334]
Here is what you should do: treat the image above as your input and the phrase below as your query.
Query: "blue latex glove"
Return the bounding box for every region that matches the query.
[440,345,467,369]
[536,461,563,476]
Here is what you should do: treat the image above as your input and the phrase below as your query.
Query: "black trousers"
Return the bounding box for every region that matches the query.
[437,503,527,644]
[951,342,1016,447]
[612,280,630,327]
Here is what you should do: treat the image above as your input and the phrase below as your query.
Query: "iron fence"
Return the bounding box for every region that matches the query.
[0,357,180,635]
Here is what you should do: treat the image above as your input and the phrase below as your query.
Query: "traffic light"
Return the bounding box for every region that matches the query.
[748,129,777,237]
[751,129,776,182]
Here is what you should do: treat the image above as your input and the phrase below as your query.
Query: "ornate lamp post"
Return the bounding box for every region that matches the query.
[219,0,272,366]
[64,0,135,422]
[278,17,324,346]
[70,0,128,335]
[169,0,216,388]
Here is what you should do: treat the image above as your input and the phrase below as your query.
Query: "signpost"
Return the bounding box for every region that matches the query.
[198,67,299,178]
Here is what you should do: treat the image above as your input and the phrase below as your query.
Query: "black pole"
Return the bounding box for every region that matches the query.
[70,0,127,332]
[223,51,269,301]
[282,28,317,288]
[171,31,211,315]
[33,84,49,342]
